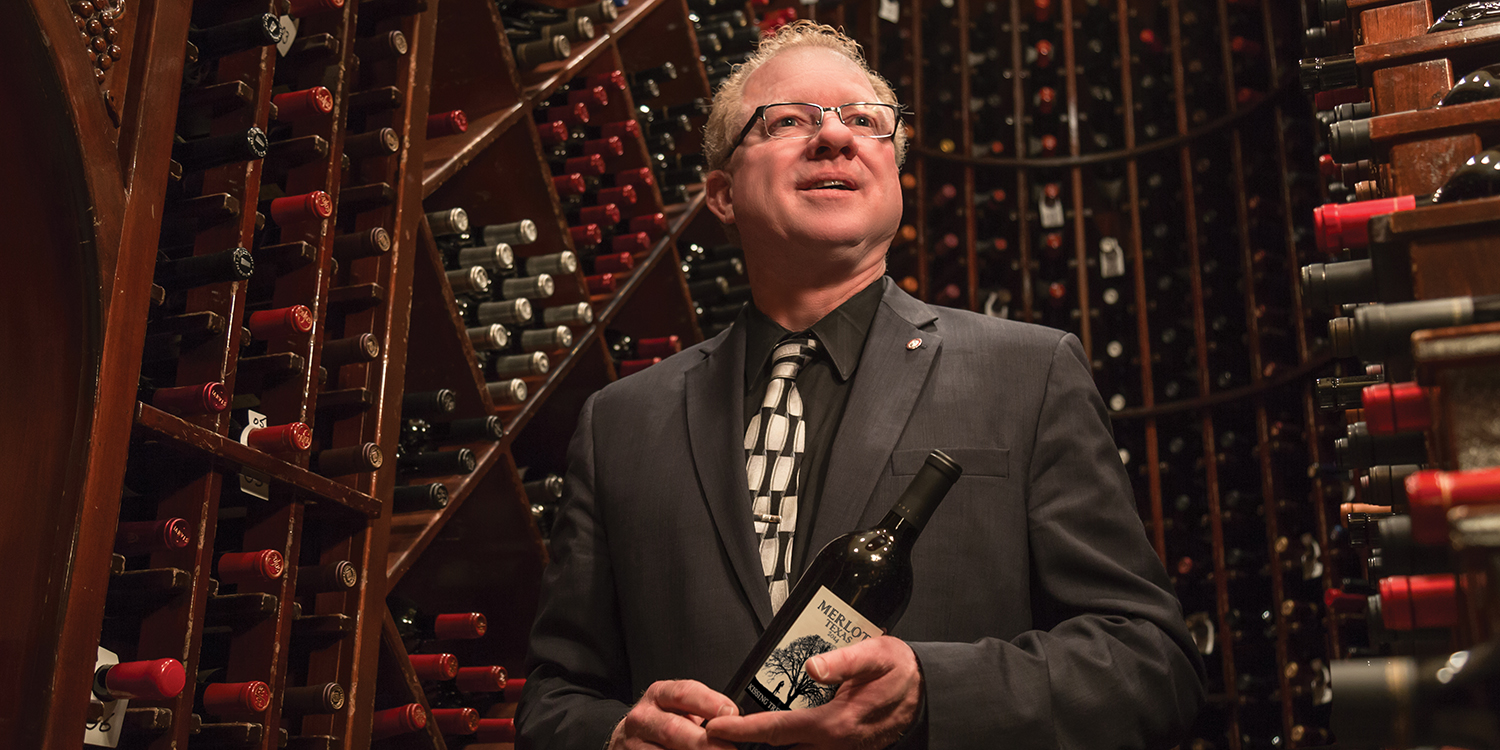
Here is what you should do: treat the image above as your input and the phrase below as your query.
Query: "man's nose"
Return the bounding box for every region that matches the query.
[808,114,858,158]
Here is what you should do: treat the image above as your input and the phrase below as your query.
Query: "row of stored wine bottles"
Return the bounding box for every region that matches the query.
[1293,0,1500,747]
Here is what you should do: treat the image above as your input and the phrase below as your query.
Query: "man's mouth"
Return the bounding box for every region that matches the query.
[805,180,856,190]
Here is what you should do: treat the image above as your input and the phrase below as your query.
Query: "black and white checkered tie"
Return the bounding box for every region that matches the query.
[744,336,819,613]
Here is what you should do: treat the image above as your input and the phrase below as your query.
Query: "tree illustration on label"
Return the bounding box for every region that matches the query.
[760,635,836,709]
[747,587,881,711]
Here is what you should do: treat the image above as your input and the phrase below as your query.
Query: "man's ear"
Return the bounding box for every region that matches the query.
[704,169,734,225]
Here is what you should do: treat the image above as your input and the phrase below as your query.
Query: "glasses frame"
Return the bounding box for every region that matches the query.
[722,101,900,165]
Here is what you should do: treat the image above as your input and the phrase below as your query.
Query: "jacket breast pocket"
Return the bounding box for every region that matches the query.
[890,447,1009,478]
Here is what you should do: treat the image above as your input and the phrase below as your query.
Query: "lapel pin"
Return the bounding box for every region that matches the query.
[906,337,922,350]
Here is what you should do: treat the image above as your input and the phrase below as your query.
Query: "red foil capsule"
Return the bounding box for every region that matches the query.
[600,120,640,140]
[630,212,668,239]
[247,305,315,339]
[287,0,344,16]
[455,666,508,693]
[619,357,661,376]
[1039,134,1059,156]
[538,120,569,146]
[568,85,609,110]
[410,654,460,681]
[584,136,625,158]
[372,704,428,738]
[475,718,517,743]
[585,70,627,92]
[433,612,487,639]
[1361,382,1431,434]
[577,203,620,225]
[1324,588,1368,615]
[1378,574,1457,631]
[1313,195,1417,252]
[272,87,334,120]
[545,103,590,126]
[218,549,286,585]
[564,154,606,176]
[636,336,681,358]
[553,173,587,197]
[570,224,603,248]
[115,518,192,556]
[243,421,314,452]
[1034,39,1054,67]
[151,382,230,415]
[431,707,481,735]
[503,678,526,703]
[592,252,635,274]
[97,659,187,701]
[268,191,334,225]
[1035,86,1056,114]
[1406,466,1500,545]
[427,109,469,138]
[586,273,617,295]
[614,168,654,190]
[201,680,272,717]
[611,232,651,254]
[597,185,636,206]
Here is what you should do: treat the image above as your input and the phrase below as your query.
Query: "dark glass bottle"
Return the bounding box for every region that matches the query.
[723,451,962,716]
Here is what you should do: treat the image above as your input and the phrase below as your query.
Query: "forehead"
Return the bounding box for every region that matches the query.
[740,47,878,111]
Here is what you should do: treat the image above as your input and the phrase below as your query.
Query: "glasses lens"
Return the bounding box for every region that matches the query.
[840,104,897,137]
[763,104,823,138]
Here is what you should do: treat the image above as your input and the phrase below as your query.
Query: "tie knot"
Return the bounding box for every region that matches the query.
[769,336,819,379]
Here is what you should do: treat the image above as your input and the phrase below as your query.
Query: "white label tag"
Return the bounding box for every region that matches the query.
[1099,237,1126,278]
[1039,196,1065,229]
[85,647,126,747]
[746,586,881,711]
[878,0,900,22]
[276,16,298,57]
[239,410,272,501]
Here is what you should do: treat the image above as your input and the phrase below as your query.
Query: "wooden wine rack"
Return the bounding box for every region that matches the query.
[8,0,730,746]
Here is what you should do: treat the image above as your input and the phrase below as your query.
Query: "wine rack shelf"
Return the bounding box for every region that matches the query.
[15,0,727,744]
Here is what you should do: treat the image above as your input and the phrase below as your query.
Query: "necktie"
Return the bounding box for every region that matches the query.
[744,336,820,613]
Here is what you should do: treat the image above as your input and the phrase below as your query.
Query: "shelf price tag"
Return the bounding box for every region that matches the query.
[276,15,299,57]
[878,0,899,22]
[239,410,273,501]
[85,647,125,748]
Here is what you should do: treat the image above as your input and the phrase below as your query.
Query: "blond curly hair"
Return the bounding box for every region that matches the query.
[702,20,908,173]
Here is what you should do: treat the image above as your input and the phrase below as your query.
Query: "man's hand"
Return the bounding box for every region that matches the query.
[703,636,923,749]
[610,680,740,750]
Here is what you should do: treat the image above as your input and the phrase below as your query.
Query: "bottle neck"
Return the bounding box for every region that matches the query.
[875,511,922,549]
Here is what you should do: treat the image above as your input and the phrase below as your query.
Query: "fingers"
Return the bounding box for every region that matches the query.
[805,636,911,684]
[612,681,739,750]
[704,705,829,746]
[649,680,738,720]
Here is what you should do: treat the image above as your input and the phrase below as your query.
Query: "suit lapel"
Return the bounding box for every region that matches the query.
[684,320,774,627]
[805,284,941,563]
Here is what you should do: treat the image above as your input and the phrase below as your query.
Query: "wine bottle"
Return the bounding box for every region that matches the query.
[1331,643,1500,750]
[1328,294,1500,361]
[723,451,962,715]
[281,683,346,716]
[1407,465,1500,544]
[371,704,428,739]
[391,598,487,641]
[195,669,272,720]
[393,482,449,513]
[1299,26,1500,93]
[295,561,359,594]
[1334,422,1428,469]
[1431,147,1500,203]
[187,14,283,61]
[172,128,270,172]
[115,519,193,557]
[1361,381,1431,434]
[93,659,187,701]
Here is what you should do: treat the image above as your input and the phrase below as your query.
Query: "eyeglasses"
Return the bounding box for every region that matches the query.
[723,102,900,164]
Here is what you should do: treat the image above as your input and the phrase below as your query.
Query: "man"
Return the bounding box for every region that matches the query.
[518,21,1204,750]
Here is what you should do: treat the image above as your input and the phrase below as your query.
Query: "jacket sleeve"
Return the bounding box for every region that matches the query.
[908,333,1207,750]
[518,392,633,750]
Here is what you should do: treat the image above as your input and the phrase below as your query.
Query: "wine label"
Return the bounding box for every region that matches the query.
[746,586,880,712]
[276,16,298,57]
[85,647,125,747]
[238,409,272,501]
[878,0,900,23]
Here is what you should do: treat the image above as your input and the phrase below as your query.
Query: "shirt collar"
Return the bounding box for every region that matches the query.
[743,276,886,388]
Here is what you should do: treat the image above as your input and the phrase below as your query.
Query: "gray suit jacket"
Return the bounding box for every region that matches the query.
[518,280,1205,749]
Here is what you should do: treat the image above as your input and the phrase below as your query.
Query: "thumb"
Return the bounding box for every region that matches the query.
[804,638,895,684]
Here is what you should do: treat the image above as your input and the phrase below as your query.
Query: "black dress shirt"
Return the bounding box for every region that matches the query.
[741,276,886,579]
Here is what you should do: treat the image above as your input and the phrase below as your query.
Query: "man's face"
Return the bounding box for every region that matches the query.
[709,47,903,259]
